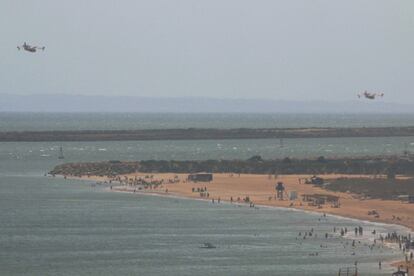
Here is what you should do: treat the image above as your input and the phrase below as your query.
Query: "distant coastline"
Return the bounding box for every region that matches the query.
[3,126,414,142]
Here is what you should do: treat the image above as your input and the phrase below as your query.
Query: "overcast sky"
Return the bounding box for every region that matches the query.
[1,1,413,102]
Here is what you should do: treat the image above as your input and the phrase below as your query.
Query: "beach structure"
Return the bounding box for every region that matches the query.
[302,194,340,207]
[305,175,324,185]
[392,269,407,276]
[397,195,414,204]
[188,173,213,182]
[338,266,357,276]
[275,182,285,199]
[289,191,297,200]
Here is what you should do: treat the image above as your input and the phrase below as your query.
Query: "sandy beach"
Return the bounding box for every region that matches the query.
[80,173,414,232]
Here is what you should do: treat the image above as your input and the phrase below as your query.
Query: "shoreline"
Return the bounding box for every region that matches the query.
[72,173,414,232]
[110,184,413,234]
[64,172,414,274]
[4,126,414,141]
[107,181,413,274]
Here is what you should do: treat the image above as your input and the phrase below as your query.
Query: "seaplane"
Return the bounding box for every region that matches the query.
[357,90,384,100]
[17,42,45,53]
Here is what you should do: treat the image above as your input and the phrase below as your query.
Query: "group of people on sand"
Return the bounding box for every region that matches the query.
[192,187,210,198]
[191,186,259,208]
[208,195,257,208]
[111,174,183,190]
[200,193,258,209]
[380,232,413,251]
[98,174,184,195]
[211,197,221,204]
[382,231,414,268]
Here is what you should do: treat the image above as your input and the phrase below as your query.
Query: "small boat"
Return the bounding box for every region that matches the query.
[200,242,216,249]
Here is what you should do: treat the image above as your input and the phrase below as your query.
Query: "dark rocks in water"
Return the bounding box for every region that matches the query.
[317,156,326,163]
[247,155,263,162]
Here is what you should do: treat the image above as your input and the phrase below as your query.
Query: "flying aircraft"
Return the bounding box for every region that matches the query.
[357,91,384,100]
[17,42,45,53]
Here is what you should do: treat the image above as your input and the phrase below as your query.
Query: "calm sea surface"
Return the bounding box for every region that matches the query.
[0,113,412,275]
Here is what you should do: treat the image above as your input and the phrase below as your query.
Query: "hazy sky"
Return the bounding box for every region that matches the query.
[1,1,413,102]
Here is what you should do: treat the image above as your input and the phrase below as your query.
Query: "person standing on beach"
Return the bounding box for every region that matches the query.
[378,261,381,270]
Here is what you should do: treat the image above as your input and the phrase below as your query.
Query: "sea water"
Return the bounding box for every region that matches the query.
[1,112,414,131]
[0,113,413,275]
